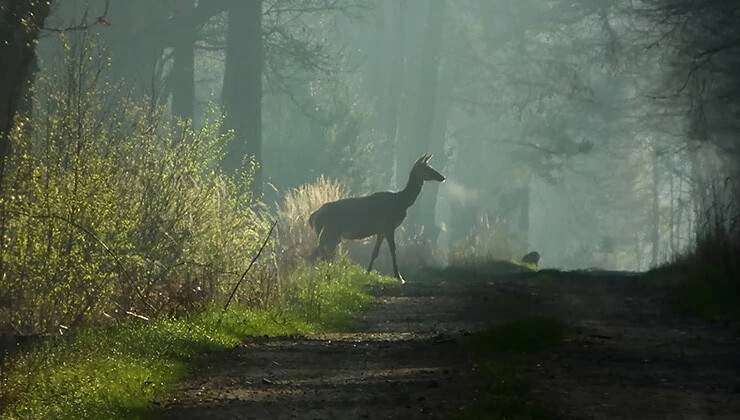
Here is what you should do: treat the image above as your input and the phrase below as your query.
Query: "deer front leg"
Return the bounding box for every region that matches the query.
[385,229,404,284]
[367,233,384,273]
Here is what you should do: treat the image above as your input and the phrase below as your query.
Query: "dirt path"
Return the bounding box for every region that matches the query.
[161,271,740,419]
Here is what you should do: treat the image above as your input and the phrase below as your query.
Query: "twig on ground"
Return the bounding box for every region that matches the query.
[218,220,278,325]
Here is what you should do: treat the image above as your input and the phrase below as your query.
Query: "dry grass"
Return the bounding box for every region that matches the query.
[449,213,526,267]
[276,176,348,266]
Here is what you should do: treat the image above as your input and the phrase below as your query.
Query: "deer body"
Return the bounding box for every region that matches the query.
[309,154,444,282]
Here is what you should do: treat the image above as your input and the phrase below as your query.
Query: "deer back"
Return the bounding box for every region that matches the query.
[315,192,407,240]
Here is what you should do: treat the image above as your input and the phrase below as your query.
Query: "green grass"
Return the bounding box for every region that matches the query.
[458,317,565,420]
[0,260,396,419]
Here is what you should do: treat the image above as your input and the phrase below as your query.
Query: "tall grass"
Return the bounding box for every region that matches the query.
[276,176,347,264]
[449,213,527,268]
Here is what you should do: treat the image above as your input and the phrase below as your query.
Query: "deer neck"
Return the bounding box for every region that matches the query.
[399,172,423,208]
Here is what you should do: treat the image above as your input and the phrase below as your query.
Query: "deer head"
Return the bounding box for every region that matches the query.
[411,153,445,182]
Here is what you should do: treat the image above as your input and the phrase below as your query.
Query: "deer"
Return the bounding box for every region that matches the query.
[308,153,445,283]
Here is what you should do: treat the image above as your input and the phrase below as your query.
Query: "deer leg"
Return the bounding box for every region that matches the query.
[385,230,404,284]
[367,233,384,273]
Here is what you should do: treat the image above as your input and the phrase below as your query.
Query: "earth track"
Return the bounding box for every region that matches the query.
[161,271,740,419]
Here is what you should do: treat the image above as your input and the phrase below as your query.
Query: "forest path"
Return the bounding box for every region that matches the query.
[160,269,740,419]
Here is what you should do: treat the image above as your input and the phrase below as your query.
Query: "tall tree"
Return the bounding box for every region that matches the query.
[97,1,171,98]
[0,0,51,186]
[406,0,446,242]
[221,0,264,195]
[170,0,196,120]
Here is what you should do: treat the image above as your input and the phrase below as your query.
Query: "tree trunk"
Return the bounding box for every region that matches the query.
[222,0,263,195]
[385,0,406,188]
[170,0,196,121]
[408,0,445,242]
[0,0,51,185]
[669,163,675,256]
[517,181,531,249]
[651,143,660,267]
[101,0,170,99]
[395,1,427,185]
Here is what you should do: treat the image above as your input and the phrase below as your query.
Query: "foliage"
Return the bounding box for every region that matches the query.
[0,260,395,419]
[0,34,267,335]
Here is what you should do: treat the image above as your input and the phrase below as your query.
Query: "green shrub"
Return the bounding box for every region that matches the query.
[0,34,267,334]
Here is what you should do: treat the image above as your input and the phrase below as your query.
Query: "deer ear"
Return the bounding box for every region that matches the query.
[424,153,432,163]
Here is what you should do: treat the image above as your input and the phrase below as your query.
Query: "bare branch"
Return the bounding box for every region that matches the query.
[42,0,111,33]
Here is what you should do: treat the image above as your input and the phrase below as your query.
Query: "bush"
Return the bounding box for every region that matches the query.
[673,179,740,320]
[0,34,267,334]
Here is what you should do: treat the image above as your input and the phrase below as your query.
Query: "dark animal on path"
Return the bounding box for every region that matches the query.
[309,153,445,283]
[521,251,541,266]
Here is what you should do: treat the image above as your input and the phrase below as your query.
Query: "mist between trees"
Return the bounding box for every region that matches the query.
[1,0,739,334]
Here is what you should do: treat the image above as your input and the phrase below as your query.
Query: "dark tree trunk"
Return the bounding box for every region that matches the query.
[0,0,51,186]
[170,0,196,121]
[415,74,452,244]
[101,0,170,99]
[651,144,660,267]
[221,0,263,195]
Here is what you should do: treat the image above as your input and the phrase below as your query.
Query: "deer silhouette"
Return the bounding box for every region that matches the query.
[309,153,445,282]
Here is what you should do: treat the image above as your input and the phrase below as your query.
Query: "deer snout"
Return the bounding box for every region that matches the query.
[431,171,445,182]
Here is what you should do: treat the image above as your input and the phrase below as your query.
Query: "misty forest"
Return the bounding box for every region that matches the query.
[1,0,739,418]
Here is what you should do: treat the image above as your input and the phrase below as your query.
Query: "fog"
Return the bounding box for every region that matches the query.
[12,0,740,273]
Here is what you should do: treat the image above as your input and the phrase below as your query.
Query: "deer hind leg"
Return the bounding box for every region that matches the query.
[367,233,384,273]
[385,230,404,283]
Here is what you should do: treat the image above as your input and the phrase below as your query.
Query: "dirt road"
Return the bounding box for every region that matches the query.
[161,270,740,419]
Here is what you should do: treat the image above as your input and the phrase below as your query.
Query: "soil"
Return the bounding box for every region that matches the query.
[160,270,740,419]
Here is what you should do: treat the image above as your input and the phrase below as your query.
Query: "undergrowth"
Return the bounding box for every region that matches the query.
[0,261,396,419]
[458,317,565,420]
[669,179,740,321]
